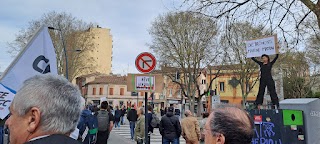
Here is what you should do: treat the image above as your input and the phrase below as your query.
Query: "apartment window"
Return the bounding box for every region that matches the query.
[219,82,225,92]
[169,89,173,97]
[120,88,124,95]
[202,79,206,84]
[109,88,114,95]
[99,88,103,95]
[93,88,96,95]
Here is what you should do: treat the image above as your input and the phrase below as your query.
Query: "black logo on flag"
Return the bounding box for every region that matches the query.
[33,55,51,74]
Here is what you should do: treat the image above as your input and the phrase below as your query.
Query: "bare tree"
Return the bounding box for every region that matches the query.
[282,51,318,98]
[183,0,320,47]
[7,11,97,81]
[220,22,268,107]
[149,11,225,114]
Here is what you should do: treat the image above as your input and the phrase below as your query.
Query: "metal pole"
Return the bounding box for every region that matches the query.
[144,92,149,144]
[58,22,68,80]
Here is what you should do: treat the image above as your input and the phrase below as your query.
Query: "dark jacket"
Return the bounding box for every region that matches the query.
[174,109,181,116]
[77,109,96,144]
[159,112,182,140]
[251,54,278,80]
[160,109,165,116]
[121,109,126,117]
[127,109,138,122]
[146,112,154,133]
[24,134,81,144]
[115,109,122,121]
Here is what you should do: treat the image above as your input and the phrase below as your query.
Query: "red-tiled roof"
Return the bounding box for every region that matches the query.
[87,75,127,85]
[78,72,107,78]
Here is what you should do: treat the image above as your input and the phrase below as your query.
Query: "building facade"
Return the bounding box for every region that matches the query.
[85,75,148,108]
[73,26,113,83]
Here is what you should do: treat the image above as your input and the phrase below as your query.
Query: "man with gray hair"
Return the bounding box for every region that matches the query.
[5,74,82,144]
[204,104,254,144]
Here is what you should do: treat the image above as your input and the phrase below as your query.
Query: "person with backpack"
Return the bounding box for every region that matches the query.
[159,107,182,144]
[96,101,114,144]
[77,98,98,144]
[127,104,138,141]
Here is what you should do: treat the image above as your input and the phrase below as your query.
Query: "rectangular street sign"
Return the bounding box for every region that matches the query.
[135,76,155,91]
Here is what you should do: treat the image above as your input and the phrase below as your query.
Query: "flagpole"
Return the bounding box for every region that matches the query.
[58,22,68,80]
[48,23,68,80]
[0,26,45,82]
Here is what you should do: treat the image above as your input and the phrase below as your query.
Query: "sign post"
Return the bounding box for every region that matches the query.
[135,52,156,144]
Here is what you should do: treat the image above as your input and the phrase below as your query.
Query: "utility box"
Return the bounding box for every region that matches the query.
[280,98,320,144]
[248,109,306,144]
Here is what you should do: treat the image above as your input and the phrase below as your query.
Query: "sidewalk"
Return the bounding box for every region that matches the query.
[108,130,133,144]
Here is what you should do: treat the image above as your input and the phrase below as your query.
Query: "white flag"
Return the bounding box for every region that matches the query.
[0,26,58,91]
[0,84,15,119]
[0,26,58,119]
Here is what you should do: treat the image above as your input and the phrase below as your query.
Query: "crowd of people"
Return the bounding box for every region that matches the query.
[0,74,254,144]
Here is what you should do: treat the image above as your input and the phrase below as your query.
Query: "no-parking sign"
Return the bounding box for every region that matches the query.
[135,52,156,73]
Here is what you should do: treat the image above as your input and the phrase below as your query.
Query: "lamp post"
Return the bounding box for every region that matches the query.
[48,26,68,80]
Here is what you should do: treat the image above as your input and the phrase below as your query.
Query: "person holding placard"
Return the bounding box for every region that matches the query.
[251,54,279,109]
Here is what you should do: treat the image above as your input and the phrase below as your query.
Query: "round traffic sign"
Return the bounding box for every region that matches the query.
[135,52,156,73]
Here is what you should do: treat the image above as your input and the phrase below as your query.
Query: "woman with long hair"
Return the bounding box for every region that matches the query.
[251,54,279,108]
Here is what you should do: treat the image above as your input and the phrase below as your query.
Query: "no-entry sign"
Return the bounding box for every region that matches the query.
[135,52,156,73]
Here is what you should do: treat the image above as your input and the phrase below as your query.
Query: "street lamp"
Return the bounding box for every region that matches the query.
[48,26,69,80]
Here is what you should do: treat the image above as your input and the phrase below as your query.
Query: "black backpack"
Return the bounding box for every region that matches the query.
[97,110,110,131]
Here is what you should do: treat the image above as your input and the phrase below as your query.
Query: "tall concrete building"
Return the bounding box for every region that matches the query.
[87,26,113,75]
[73,26,113,83]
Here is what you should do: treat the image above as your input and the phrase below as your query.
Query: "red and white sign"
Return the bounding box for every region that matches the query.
[135,52,156,73]
[254,115,263,124]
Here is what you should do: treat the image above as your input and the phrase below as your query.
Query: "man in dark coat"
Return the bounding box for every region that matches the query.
[159,107,182,144]
[127,104,138,140]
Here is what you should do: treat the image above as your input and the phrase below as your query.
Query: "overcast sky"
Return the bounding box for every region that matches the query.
[0,0,185,74]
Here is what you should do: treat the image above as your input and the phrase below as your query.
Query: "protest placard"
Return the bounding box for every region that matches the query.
[246,35,279,58]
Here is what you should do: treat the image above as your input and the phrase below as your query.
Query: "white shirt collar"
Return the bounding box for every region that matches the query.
[29,135,50,141]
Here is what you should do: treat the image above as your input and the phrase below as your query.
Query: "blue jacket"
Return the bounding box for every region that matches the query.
[77,109,98,144]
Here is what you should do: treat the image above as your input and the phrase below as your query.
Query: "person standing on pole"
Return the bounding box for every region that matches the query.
[251,54,279,108]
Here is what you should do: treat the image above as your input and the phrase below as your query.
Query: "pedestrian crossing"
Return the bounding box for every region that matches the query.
[111,125,186,144]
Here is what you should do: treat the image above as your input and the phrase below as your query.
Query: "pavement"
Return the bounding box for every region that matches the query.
[110,124,186,144]
[108,130,132,144]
